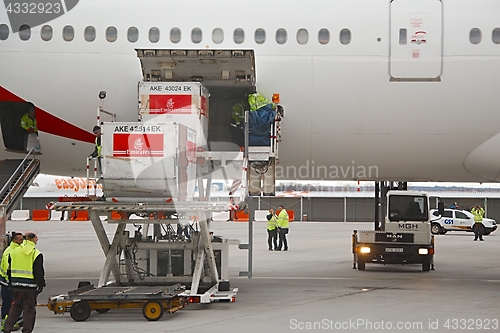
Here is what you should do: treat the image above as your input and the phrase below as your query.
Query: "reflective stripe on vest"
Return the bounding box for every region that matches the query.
[232,102,245,125]
[10,243,41,288]
[248,93,270,111]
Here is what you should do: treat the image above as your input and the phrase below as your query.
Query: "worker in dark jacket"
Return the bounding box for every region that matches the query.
[89,125,101,159]
[266,208,278,251]
[89,125,102,175]
[230,100,247,148]
[0,232,24,330]
[4,232,45,333]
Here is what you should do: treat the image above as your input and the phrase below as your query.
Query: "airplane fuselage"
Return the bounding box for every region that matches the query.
[1,0,500,182]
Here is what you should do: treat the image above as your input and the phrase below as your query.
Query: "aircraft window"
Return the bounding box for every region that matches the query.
[318,28,329,44]
[191,28,202,43]
[276,28,287,44]
[340,29,351,45]
[62,25,74,42]
[127,27,139,43]
[469,28,481,44]
[40,25,52,41]
[19,24,31,41]
[170,28,180,43]
[212,28,224,44]
[84,26,96,42]
[492,28,500,44]
[234,28,244,44]
[399,28,407,45]
[0,24,9,41]
[149,27,160,43]
[297,28,308,45]
[255,28,266,44]
[106,26,118,43]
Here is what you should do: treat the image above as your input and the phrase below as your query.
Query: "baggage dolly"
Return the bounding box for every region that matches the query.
[48,284,185,322]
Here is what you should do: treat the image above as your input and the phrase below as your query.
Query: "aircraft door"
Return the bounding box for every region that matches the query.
[390,0,442,81]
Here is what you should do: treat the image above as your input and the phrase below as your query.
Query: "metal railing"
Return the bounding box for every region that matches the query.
[0,148,40,207]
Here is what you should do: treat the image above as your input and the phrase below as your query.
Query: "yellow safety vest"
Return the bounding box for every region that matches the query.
[248,93,271,111]
[10,240,41,288]
[20,113,37,132]
[267,214,278,230]
[95,137,102,158]
[471,208,484,223]
[277,209,289,228]
[0,242,20,283]
[231,102,246,126]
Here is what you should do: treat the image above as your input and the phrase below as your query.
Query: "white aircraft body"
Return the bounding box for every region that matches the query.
[25,174,102,198]
[1,0,500,183]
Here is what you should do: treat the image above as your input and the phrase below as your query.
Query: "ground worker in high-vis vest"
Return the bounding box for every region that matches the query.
[4,232,45,333]
[20,107,37,134]
[89,125,102,159]
[471,205,485,241]
[89,125,102,175]
[0,232,24,330]
[248,93,272,111]
[267,208,278,251]
[20,103,40,153]
[276,205,289,251]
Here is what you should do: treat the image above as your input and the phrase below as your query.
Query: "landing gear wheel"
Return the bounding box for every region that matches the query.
[431,223,442,235]
[142,300,164,321]
[422,259,431,272]
[357,258,366,270]
[95,308,110,314]
[70,301,92,322]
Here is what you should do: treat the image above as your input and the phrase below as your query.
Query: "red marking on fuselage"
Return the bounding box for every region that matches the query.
[0,86,94,143]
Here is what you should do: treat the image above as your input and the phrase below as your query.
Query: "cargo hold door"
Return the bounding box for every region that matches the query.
[136,49,255,89]
[390,0,443,82]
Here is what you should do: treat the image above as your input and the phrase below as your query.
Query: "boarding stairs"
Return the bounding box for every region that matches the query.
[0,150,40,251]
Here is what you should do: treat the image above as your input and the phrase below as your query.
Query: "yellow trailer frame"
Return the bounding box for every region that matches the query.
[48,284,186,321]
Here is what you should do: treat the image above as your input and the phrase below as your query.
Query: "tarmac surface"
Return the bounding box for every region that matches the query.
[4,220,500,333]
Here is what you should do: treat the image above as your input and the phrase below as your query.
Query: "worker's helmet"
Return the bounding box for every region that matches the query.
[92,125,101,133]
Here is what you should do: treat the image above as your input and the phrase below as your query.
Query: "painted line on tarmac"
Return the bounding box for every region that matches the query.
[249,276,500,282]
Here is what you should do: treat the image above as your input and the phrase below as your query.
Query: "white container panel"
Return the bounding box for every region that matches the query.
[100,122,197,201]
